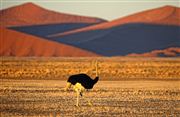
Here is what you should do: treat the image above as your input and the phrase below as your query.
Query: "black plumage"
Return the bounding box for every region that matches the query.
[65,60,99,106]
[67,73,99,89]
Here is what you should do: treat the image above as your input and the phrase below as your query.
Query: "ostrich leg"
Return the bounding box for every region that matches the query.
[76,90,80,107]
[86,90,92,106]
[73,83,85,106]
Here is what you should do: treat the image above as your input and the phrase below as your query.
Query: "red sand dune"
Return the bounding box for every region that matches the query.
[0,2,105,27]
[127,47,180,57]
[0,27,100,57]
[50,5,180,37]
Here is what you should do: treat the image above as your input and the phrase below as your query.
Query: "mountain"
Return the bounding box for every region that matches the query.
[0,2,106,27]
[0,2,104,57]
[48,23,180,56]
[1,4,179,57]
[50,5,180,37]
[0,27,100,57]
[127,47,180,57]
[45,6,180,56]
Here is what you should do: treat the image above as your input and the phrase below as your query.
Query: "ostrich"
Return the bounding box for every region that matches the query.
[64,60,99,107]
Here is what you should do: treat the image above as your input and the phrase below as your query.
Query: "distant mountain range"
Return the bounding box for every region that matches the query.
[1,3,179,57]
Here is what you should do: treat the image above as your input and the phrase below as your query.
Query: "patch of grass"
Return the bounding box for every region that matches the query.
[1,57,180,80]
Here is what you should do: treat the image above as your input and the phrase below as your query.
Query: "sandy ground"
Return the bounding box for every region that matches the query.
[0,79,180,117]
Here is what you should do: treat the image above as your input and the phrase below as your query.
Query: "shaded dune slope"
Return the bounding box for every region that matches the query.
[0,28,100,57]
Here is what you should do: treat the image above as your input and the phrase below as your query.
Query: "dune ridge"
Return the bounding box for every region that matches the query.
[50,5,180,37]
[0,2,106,27]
